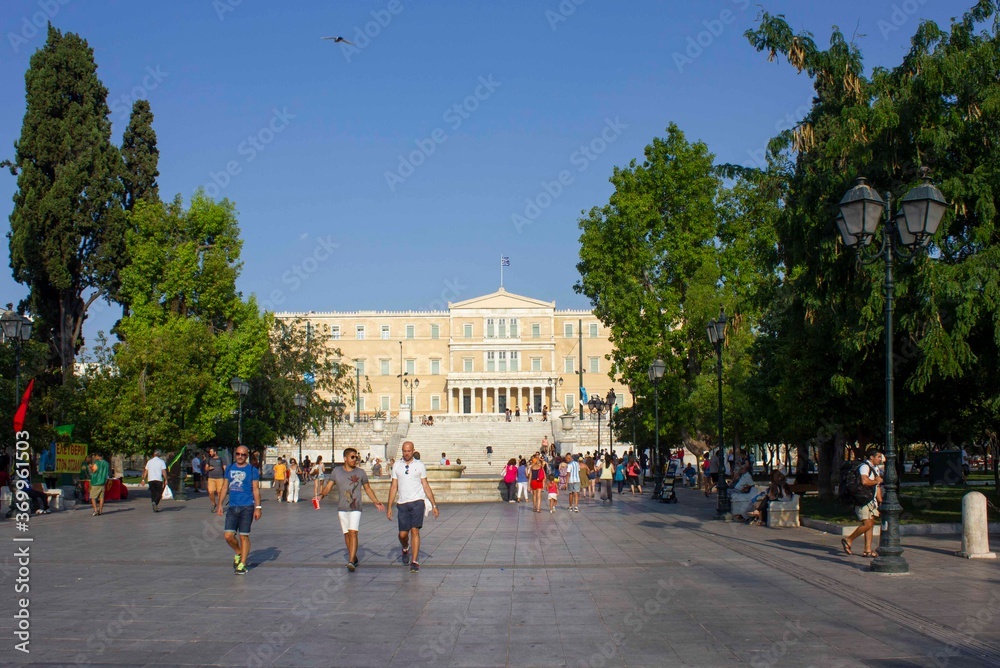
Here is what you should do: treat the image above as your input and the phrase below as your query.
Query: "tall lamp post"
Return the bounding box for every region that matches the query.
[330,394,344,463]
[403,377,419,422]
[1,307,32,404]
[707,311,730,518]
[547,376,564,413]
[647,360,665,488]
[606,389,616,454]
[293,393,308,463]
[835,171,947,575]
[586,393,609,456]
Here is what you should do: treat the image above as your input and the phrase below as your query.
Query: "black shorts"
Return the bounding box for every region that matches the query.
[710,473,720,483]
[396,500,425,532]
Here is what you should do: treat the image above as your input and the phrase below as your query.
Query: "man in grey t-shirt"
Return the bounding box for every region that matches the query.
[204,448,226,513]
[316,448,385,571]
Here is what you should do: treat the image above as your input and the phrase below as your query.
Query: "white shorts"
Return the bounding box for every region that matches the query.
[548,493,558,500]
[338,511,361,533]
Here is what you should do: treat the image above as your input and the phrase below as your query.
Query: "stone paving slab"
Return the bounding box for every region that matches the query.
[2,486,999,667]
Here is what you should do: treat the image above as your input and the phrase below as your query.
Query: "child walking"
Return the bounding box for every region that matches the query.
[547,476,559,513]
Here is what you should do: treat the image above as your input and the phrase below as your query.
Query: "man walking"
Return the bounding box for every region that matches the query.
[565,453,581,512]
[273,457,287,502]
[204,447,226,513]
[191,451,203,493]
[141,449,168,513]
[88,453,110,516]
[218,446,261,575]
[316,447,385,571]
[387,441,439,573]
[842,449,885,558]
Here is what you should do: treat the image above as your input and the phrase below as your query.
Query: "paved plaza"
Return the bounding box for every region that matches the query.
[2,484,999,667]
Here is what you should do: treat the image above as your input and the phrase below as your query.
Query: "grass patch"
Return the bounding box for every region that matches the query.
[801,485,1000,525]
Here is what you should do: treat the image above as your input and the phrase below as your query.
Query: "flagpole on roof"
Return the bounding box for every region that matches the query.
[500,255,504,289]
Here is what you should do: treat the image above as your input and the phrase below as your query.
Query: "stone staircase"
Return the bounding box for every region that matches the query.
[404,420,557,475]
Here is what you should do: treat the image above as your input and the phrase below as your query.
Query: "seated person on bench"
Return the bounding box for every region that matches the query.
[747,470,793,525]
[4,475,52,516]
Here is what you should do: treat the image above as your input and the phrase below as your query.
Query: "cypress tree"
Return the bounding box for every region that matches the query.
[121,99,159,211]
[7,24,125,383]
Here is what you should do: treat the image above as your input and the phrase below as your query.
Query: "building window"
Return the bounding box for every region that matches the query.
[431,395,440,411]
[463,357,473,372]
[498,351,507,372]
[380,359,390,376]
[510,351,519,372]
[564,357,575,374]
[430,324,439,339]
[565,393,574,409]
[357,396,366,412]
[510,318,518,338]
[355,360,365,376]
[405,324,414,339]
[486,351,495,372]
[380,324,390,340]
[464,323,473,338]
[589,323,599,338]
[531,357,542,372]
[430,359,440,375]
[531,323,540,338]
[331,325,340,340]
[589,357,599,374]
[356,325,366,340]
[486,318,495,338]
[564,323,574,338]
[405,359,415,375]
[381,396,390,411]
[498,318,506,338]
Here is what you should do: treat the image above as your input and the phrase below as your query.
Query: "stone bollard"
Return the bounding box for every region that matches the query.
[955,491,997,559]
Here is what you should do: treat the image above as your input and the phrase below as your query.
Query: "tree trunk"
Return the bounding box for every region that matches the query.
[817,429,845,499]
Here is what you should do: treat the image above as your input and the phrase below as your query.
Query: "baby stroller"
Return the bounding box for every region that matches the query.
[659,460,680,503]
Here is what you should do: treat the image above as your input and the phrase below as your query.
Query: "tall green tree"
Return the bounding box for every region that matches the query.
[6,24,125,384]
[121,99,159,212]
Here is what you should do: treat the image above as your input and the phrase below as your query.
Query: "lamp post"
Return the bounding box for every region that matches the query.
[330,394,344,463]
[628,384,637,459]
[647,360,665,489]
[230,377,250,448]
[293,393,308,463]
[1,307,32,404]
[835,171,947,575]
[547,376,563,413]
[586,394,608,456]
[606,389,616,455]
[398,341,404,412]
[707,311,730,518]
[403,377,419,422]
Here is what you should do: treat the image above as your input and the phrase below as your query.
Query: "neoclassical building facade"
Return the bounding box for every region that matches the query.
[276,289,629,418]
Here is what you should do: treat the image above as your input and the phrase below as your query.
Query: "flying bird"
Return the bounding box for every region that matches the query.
[322,36,354,45]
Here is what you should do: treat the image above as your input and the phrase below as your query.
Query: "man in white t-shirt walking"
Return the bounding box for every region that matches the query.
[386,441,439,573]
[565,453,581,512]
[141,450,169,513]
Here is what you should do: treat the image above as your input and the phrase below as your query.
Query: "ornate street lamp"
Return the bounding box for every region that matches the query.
[293,393,308,463]
[606,389,616,454]
[835,171,947,575]
[403,377,419,423]
[230,377,250,447]
[586,393,610,456]
[1,307,33,404]
[706,311,730,518]
[330,394,345,462]
[647,360,665,490]
[547,376,564,413]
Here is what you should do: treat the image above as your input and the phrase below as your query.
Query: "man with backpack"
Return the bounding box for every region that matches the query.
[841,449,885,558]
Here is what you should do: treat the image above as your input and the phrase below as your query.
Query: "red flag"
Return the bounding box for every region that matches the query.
[13,378,34,432]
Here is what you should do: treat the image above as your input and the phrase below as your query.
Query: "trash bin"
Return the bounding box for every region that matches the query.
[929,450,963,486]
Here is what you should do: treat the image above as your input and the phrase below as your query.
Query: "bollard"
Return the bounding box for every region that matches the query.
[955,491,997,559]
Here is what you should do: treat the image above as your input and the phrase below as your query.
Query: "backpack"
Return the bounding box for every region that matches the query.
[838,461,875,506]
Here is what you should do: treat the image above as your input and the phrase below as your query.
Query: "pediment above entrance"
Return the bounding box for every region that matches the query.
[450,288,554,311]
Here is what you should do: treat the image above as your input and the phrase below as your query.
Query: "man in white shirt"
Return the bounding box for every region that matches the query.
[387,441,439,573]
[565,453,581,512]
[842,449,885,558]
[141,450,169,513]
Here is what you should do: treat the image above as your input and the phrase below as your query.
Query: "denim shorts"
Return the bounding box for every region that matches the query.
[396,500,424,532]
[225,505,255,535]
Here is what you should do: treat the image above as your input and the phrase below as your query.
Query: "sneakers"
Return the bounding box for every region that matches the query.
[409,561,420,573]
[235,563,248,575]
[233,554,242,572]
[401,547,410,565]
[347,559,357,572]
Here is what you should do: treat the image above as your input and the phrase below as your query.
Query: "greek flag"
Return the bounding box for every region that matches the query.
[500,256,510,266]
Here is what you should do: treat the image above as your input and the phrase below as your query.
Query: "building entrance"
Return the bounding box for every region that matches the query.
[463,394,471,414]
[497,394,507,413]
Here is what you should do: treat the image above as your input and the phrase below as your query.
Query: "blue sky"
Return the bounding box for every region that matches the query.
[0,0,970,349]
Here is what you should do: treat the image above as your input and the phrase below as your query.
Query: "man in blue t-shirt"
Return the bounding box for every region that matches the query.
[218,447,261,575]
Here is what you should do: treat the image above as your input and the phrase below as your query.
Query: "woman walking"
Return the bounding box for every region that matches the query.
[516,458,529,502]
[502,458,518,503]
[626,456,643,495]
[529,455,546,512]
[600,454,615,503]
[311,456,325,498]
[287,458,302,503]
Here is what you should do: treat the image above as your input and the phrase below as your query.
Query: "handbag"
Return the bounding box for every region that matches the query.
[161,484,174,500]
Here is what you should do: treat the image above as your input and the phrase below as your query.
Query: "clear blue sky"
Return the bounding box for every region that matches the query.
[0,0,970,350]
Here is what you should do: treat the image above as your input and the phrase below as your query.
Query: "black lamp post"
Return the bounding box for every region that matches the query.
[403,377,419,422]
[707,310,730,518]
[647,360,665,488]
[606,389,616,455]
[547,376,563,413]
[230,377,250,447]
[586,393,609,455]
[1,306,32,405]
[293,393,308,463]
[835,171,947,575]
[330,394,344,463]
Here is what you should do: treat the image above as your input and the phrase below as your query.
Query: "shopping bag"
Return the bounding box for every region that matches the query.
[162,484,174,500]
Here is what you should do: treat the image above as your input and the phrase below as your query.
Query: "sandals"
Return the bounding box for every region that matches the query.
[862,551,877,558]
[841,539,853,556]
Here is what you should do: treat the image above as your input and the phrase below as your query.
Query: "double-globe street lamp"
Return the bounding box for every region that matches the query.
[835,171,947,575]
[1,307,33,404]
[403,377,419,422]
[707,310,730,518]
[230,377,252,482]
[647,360,665,490]
[293,393,308,463]
[586,389,616,457]
[547,376,564,414]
